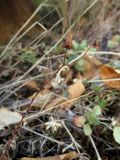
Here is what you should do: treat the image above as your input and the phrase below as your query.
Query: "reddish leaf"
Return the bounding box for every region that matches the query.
[99,65,120,89]
[63,31,73,49]
[73,116,86,127]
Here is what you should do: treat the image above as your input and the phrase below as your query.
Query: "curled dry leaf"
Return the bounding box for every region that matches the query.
[27,75,85,110]
[25,80,39,90]
[0,108,22,130]
[64,69,73,84]
[29,81,85,111]
[73,116,86,127]
[29,89,52,108]
[76,55,102,79]
[67,81,85,99]
[99,65,120,89]
[62,80,85,108]
[44,97,65,111]
[20,151,79,160]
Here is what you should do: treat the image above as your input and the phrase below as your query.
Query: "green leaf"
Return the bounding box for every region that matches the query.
[72,40,80,51]
[79,40,88,50]
[112,35,120,43]
[86,111,100,126]
[89,47,97,52]
[83,123,92,136]
[96,96,106,109]
[54,45,64,54]
[19,51,37,64]
[93,105,102,116]
[92,85,101,92]
[74,59,85,71]
[113,127,120,144]
[66,53,78,63]
[108,40,119,49]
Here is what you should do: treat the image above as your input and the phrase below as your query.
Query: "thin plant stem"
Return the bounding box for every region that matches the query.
[21,126,65,145]
[12,0,99,82]
[89,135,102,160]
[62,121,81,155]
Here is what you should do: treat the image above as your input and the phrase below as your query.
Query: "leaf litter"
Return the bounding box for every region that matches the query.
[0,108,22,130]
[0,10,120,160]
[0,37,120,160]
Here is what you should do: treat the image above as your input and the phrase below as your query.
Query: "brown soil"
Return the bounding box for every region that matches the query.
[0,0,40,44]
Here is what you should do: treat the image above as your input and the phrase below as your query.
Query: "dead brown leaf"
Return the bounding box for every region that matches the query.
[29,89,52,108]
[77,55,102,79]
[62,80,85,108]
[42,80,85,110]
[73,116,86,127]
[99,65,120,89]
[0,108,22,130]
[28,80,85,111]
[20,151,79,160]
[25,80,39,90]
[62,69,73,84]
[44,97,65,111]
[68,81,85,99]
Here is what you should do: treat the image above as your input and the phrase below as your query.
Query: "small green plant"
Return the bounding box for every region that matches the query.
[92,85,101,93]
[83,105,120,145]
[96,96,106,109]
[83,105,101,136]
[83,123,92,136]
[86,105,101,125]
[66,40,97,72]
[108,34,120,49]
[108,40,119,49]
[83,96,106,137]
[72,40,97,52]
[19,50,38,64]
